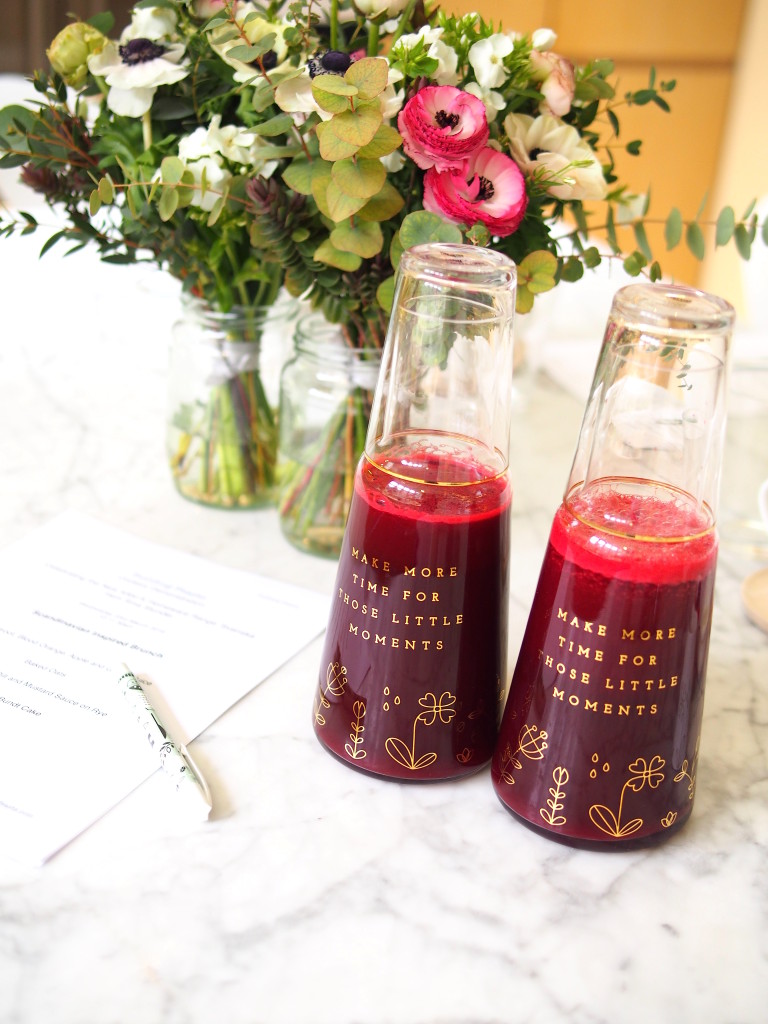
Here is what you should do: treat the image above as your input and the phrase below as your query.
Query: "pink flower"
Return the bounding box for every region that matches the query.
[423,147,528,238]
[530,50,575,117]
[397,85,489,173]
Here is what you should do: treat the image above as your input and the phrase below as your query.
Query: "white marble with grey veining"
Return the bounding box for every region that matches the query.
[0,221,767,1024]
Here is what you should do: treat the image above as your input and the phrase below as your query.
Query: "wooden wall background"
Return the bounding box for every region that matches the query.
[1,0,755,300]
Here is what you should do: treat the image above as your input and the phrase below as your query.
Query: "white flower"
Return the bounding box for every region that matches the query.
[182,156,232,212]
[353,0,409,16]
[464,81,506,122]
[532,28,557,51]
[125,6,179,42]
[468,35,513,90]
[88,38,188,117]
[504,113,608,201]
[209,3,289,84]
[616,193,648,224]
[178,115,255,165]
[394,27,459,86]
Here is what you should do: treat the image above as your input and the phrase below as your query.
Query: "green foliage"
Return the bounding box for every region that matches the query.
[0,0,764,341]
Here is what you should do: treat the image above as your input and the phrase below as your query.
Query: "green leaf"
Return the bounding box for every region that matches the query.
[158,185,179,222]
[633,221,652,260]
[251,113,295,137]
[161,156,185,185]
[316,104,382,161]
[762,217,768,247]
[650,261,663,282]
[583,246,602,269]
[665,208,682,250]
[715,206,735,247]
[39,229,67,257]
[559,257,584,282]
[605,207,619,253]
[282,159,314,196]
[734,223,752,260]
[331,157,386,199]
[376,275,395,314]
[519,250,558,293]
[313,238,362,271]
[355,124,402,159]
[330,219,383,258]
[345,57,389,100]
[398,210,463,250]
[97,176,114,204]
[623,250,647,275]
[89,190,102,217]
[325,178,368,221]
[685,221,705,260]
[312,76,357,115]
[357,182,405,222]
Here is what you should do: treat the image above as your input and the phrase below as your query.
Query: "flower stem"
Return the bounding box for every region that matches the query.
[367,23,379,56]
[330,0,339,50]
[142,111,152,152]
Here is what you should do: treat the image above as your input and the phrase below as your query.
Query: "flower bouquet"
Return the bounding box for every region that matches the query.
[0,1,764,528]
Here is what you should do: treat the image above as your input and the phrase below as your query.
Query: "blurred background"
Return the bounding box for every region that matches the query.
[1,0,766,317]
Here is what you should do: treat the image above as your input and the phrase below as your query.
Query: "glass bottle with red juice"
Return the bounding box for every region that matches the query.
[492,282,734,847]
[313,243,517,781]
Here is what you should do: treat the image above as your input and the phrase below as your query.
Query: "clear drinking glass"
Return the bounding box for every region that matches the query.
[312,243,517,780]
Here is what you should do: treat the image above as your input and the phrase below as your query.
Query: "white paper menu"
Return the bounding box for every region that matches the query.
[0,511,329,865]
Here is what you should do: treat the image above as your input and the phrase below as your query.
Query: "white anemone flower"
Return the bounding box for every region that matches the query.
[504,113,608,201]
[393,27,459,86]
[88,37,188,116]
[468,34,514,90]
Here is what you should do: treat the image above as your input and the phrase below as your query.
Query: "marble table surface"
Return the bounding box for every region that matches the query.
[0,221,767,1024]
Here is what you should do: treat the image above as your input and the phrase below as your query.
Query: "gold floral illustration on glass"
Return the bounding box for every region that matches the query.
[314,661,348,726]
[496,724,549,785]
[345,700,367,760]
[385,691,456,772]
[589,755,666,839]
[673,734,700,800]
[540,766,570,827]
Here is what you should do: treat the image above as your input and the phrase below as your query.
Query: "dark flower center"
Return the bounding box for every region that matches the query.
[529,147,545,161]
[251,49,277,71]
[119,38,166,65]
[476,175,494,201]
[308,50,352,78]
[435,109,460,130]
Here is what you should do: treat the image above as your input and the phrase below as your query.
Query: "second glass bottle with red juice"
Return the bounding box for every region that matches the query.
[313,244,518,780]
[492,282,734,847]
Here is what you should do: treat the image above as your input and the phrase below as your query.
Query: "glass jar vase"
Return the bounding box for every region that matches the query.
[167,297,296,508]
[276,315,382,557]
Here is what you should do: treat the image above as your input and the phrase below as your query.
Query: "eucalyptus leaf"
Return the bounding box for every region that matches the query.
[331,157,386,200]
[330,220,383,258]
[357,182,405,222]
[398,210,462,250]
[665,208,682,250]
[314,238,362,271]
[685,222,705,260]
[715,206,735,247]
[345,57,389,100]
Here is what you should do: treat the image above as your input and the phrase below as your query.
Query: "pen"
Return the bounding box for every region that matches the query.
[117,664,212,820]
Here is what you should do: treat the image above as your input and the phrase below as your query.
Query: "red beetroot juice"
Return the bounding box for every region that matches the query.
[314,445,511,780]
[491,480,718,848]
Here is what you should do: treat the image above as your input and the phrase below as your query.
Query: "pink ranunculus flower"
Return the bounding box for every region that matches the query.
[397,85,489,173]
[422,147,528,237]
[530,49,575,117]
